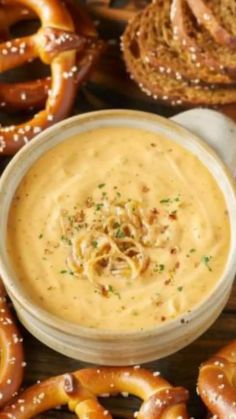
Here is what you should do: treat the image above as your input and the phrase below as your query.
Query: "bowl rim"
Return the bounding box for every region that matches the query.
[0,108,236,339]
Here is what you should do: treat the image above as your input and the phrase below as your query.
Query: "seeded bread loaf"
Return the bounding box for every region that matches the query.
[138,1,233,85]
[186,0,236,50]
[170,0,236,79]
[122,11,236,107]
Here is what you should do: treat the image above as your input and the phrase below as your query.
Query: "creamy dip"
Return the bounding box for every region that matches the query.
[7,126,230,331]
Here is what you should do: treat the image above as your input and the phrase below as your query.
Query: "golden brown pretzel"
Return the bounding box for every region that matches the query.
[198,340,236,418]
[0,0,103,113]
[0,0,87,155]
[0,40,103,112]
[0,367,189,418]
[0,283,24,408]
[0,4,35,40]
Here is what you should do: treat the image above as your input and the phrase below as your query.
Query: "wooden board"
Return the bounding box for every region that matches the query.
[1,7,236,418]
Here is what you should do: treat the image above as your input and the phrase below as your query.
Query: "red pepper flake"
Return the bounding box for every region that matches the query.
[161,316,166,322]
[161,225,169,234]
[175,261,180,269]
[150,143,157,147]
[170,247,177,255]
[164,279,171,285]
[100,286,109,298]
[142,185,150,193]
[85,197,93,208]
[151,208,159,214]
[75,210,85,223]
[148,208,159,224]
[169,212,177,220]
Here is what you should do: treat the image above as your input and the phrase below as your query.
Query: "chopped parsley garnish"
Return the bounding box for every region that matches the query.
[116,228,126,239]
[38,233,43,239]
[154,263,165,273]
[186,248,196,258]
[92,240,98,248]
[108,285,121,299]
[98,183,106,188]
[60,269,74,275]
[177,286,183,292]
[160,198,170,204]
[160,196,181,205]
[113,222,120,229]
[201,255,212,271]
[95,203,103,211]
[61,235,72,246]
[116,192,121,198]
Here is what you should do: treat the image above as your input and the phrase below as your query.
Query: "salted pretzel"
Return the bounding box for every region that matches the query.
[0,4,35,40]
[0,367,189,418]
[198,340,236,418]
[0,282,24,408]
[0,0,90,155]
[0,0,103,114]
[0,40,103,112]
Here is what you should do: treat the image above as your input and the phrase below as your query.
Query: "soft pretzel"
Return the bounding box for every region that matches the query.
[0,0,103,113]
[0,283,24,408]
[0,0,88,155]
[198,340,236,418]
[0,4,35,40]
[0,40,103,112]
[0,367,189,418]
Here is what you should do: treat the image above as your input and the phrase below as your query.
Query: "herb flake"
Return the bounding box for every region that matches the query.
[201,255,212,271]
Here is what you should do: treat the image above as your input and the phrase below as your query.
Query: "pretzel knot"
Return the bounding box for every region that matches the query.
[198,340,236,418]
[0,283,24,408]
[0,0,98,155]
[0,367,189,418]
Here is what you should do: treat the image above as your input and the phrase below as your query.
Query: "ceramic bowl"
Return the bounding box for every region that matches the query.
[0,109,235,365]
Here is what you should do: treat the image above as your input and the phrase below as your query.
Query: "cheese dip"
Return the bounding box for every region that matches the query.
[7,126,230,331]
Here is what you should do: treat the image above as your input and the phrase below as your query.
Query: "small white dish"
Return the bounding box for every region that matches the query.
[0,109,235,365]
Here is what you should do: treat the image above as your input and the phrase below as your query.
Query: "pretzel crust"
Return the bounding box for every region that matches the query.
[0,4,35,40]
[0,0,91,155]
[0,367,189,418]
[0,0,103,118]
[0,38,103,112]
[0,283,24,408]
[198,340,236,418]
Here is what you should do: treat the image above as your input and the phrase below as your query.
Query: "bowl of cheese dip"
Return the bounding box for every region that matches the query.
[0,109,235,364]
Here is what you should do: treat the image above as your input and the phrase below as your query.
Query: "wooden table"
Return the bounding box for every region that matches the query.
[20,282,236,418]
[1,10,236,418]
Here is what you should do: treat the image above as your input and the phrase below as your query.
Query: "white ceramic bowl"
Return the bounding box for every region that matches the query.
[0,109,236,365]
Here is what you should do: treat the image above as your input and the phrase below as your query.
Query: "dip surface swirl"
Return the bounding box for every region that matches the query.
[7,127,230,331]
